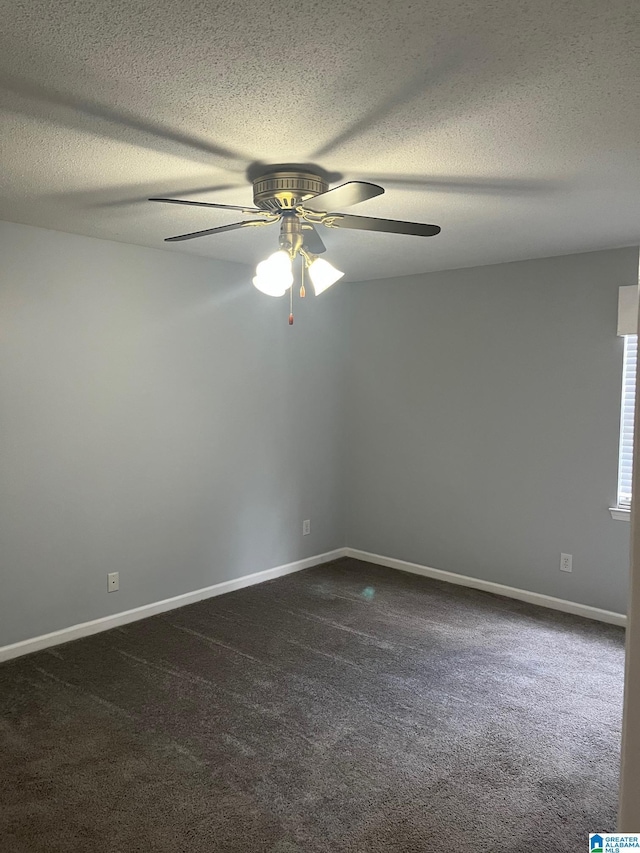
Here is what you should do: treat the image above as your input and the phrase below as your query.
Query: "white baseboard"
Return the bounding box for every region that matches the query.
[2,545,625,663]
[345,548,627,627]
[0,548,347,664]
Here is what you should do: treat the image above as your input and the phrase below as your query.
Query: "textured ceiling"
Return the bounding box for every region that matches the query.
[0,0,638,280]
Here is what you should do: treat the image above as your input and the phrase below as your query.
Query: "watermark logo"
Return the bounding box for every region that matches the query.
[590,834,640,851]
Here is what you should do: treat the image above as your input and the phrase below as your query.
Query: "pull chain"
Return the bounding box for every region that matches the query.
[288,275,294,325]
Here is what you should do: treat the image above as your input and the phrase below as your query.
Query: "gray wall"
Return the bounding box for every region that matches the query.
[1,223,636,648]
[0,221,346,646]
[346,247,638,615]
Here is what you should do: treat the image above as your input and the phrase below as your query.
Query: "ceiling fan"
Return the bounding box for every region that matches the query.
[149,164,441,320]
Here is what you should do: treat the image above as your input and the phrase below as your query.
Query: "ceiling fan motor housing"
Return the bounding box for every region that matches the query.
[252,169,328,211]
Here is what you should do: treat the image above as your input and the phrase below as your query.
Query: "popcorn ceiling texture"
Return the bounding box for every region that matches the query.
[0,0,638,279]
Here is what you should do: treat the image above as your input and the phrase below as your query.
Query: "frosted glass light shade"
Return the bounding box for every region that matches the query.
[252,251,293,297]
[308,258,344,295]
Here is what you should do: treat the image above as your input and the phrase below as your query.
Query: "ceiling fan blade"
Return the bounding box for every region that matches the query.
[302,223,327,254]
[95,184,240,209]
[301,181,384,213]
[325,213,441,237]
[165,219,275,243]
[354,174,557,195]
[150,197,262,214]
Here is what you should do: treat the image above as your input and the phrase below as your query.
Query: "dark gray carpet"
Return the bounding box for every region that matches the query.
[0,558,625,852]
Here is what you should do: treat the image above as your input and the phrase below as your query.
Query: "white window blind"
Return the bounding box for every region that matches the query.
[617,334,637,508]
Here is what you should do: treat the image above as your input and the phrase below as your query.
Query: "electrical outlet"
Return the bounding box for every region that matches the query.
[303,519,311,536]
[107,571,120,592]
[560,553,573,573]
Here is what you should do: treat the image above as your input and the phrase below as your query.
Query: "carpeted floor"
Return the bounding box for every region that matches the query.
[0,558,625,852]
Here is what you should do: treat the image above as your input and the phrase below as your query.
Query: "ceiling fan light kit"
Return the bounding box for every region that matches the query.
[307,257,345,295]
[150,165,441,324]
[252,250,293,297]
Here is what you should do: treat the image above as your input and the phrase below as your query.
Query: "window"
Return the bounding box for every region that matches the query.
[617,334,637,509]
